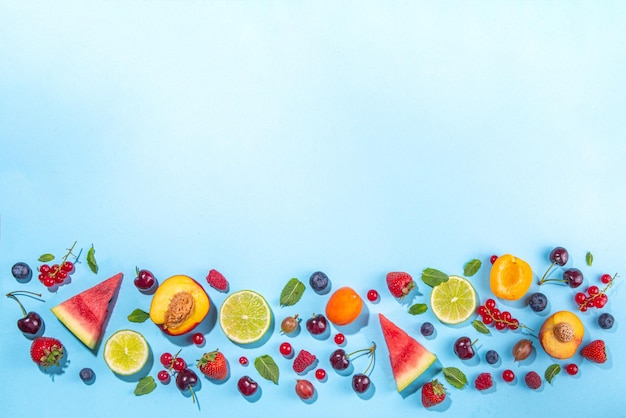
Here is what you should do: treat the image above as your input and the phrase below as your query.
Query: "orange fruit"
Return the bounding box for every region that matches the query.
[490,254,533,300]
[325,287,363,326]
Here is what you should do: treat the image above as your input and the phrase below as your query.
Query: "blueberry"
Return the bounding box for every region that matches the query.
[598,313,614,330]
[528,292,548,312]
[485,349,499,365]
[79,367,95,384]
[11,262,32,282]
[309,271,330,294]
[420,322,434,337]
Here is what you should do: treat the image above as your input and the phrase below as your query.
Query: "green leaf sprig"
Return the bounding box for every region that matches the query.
[463,259,482,277]
[134,376,156,396]
[408,303,427,315]
[421,268,449,287]
[127,308,150,323]
[471,319,491,335]
[586,252,594,266]
[254,354,279,384]
[86,244,98,274]
[442,366,467,389]
[545,363,561,384]
[279,278,305,307]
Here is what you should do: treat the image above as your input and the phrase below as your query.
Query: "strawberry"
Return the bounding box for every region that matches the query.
[30,337,64,369]
[524,371,542,390]
[474,372,493,391]
[206,269,229,292]
[386,271,415,298]
[293,349,317,375]
[421,379,446,408]
[581,339,607,363]
[196,349,228,380]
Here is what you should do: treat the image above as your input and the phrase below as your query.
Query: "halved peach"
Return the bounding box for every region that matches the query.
[149,275,210,336]
[490,254,533,300]
[539,310,584,359]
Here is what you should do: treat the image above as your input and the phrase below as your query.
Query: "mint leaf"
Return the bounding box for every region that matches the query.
[134,376,156,395]
[408,303,427,315]
[421,268,449,287]
[279,278,305,307]
[38,253,55,262]
[254,354,279,384]
[128,309,150,323]
[86,244,98,274]
[545,363,561,384]
[443,367,467,389]
[463,259,482,277]
[586,251,593,266]
[472,319,491,335]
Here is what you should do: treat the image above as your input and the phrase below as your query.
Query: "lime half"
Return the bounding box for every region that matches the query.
[103,329,150,375]
[219,290,272,344]
[430,275,477,325]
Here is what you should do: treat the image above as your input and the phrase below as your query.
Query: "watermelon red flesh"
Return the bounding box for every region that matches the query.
[378,313,437,393]
[51,273,123,350]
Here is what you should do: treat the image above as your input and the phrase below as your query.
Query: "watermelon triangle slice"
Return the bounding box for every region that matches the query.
[378,313,439,395]
[51,272,123,350]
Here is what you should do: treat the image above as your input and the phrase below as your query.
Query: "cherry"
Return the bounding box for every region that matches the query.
[6,291,44,336]
[329,349,350,370]
[366,289,379,302]
[279,342,293,357]
[176,368,199,403]
[295,379,315,400]
[134,267,157,291]
[549,247,569,266]
[334,333,345,345]
[191,333,204,345]
[238,375,258,396]
[563,268,584,288]
[453,336,476,360]
[306,313,328,335]
[352,373,370,393]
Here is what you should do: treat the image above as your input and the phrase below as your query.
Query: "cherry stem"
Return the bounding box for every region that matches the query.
[357,342,376,376]
[6,291,44,316]
[538,262,557,285]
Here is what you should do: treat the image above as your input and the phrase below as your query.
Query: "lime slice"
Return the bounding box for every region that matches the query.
[103,329,150,375]
[430,275,477,325]
[219,290,272,344]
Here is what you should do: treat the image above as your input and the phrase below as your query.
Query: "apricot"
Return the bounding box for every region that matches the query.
[325,286,363,326]
[490,254,533,300]
[539,310,584,359]
[149,275,210,336]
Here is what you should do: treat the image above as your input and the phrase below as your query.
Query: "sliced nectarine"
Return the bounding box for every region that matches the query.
[149,275,210,336]
[539,310,584,359]
[490,254,533,300]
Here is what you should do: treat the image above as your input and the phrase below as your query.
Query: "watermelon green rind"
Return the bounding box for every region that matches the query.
[51,272,123,350]
[378,313,438,393]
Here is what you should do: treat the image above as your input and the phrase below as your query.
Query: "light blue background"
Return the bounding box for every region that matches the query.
[1,1,625,417]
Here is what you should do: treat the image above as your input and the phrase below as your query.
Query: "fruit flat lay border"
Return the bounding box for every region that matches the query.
[5,243,618,411]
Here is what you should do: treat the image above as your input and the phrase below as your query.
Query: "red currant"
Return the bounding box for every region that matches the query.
[565,363,578,375]
[191,333,204,345]
[279,342,293,357]
[575,292,586,304]
[485,298,496,309]
[502,369,515,383]
[600,274,612,284]
[54,273,65,284]
[334,333,345,345]
[160,352,173,367]
[476,306,488,316]
[315,368,326,380]
[61,261,74,273]
[239,356,249,366]
[579,304,588,312]
[508,319,519,330]
[501,311,512,321]
[157,370,170,383]
[43,276,55,287]
[366,289,379,302]
[588,285,599,295]
[482,315,494,325]
[172,357,186,372]
[490,255,498,264]
[596,293,608,308]
[39,264,51,274]
[495,321,507,331]
[51,264,60,274]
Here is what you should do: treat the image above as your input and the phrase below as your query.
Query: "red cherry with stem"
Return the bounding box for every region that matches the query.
[6,291,45,335]
[134,267,157,291]
[238,376,258,396]
[454,336,476,360]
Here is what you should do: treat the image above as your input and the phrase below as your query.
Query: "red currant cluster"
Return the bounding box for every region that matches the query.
[37,241,78,288]
[575,273,617,312]
[477,298,533,332]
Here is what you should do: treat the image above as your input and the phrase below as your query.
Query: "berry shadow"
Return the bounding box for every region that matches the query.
[427,394,451,412]
[299,390,318,404]
[355,381,376,400]
[331,304,370,336]
[241,385,262,403]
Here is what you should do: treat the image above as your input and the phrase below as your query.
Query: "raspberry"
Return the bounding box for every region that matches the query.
[524,371,542,390]
[293,349,317,374]
[206,269,229,292]
[474,372,493,391]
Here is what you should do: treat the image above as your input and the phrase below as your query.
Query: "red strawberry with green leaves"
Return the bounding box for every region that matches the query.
[197,349,229,380]
[30,337,64,369]
[422,379,446,408]
[581,339,607,363]
[206,269,229,292]
[386,272,415,298]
